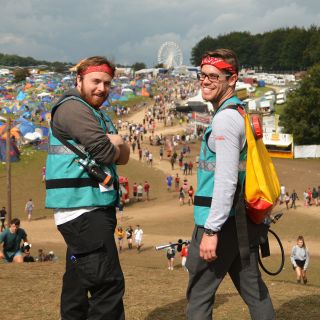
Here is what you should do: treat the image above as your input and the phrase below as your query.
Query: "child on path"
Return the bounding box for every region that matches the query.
[291,235,310,284]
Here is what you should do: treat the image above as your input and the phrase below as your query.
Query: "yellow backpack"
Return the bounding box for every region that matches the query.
[244,112,280,224]
[229,105,281,224]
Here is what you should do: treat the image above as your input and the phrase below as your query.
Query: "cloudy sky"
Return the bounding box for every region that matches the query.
[1,0,319,67]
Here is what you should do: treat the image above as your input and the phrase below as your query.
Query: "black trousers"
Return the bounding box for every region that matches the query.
[58,207,125,320]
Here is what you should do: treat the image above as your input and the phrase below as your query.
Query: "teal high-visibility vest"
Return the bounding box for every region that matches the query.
[193,96,247,226]
[45,95,119,209]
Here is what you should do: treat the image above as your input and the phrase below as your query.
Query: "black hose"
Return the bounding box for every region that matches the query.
[258,229,285,276]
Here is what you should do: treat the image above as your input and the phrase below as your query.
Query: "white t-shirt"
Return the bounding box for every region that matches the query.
[134,229,143,241]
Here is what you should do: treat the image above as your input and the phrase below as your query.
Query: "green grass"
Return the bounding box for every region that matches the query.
[254,86,273,98]
[0,146,49,220]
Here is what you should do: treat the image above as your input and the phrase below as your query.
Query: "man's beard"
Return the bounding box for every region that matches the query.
[80,86,107,109]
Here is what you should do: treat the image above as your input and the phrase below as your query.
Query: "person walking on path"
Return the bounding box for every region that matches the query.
[137,183,143,201]
[290,190,299,209]
[284,192,290,210]
[134,225,143,252]
[25,199,34,222]
[45,56,130,320]
[175,174,180,192]
[280,184,286,204]
[166,244,176,270]
[188,186,194,206]
[180,243,189,271]
[133,182,138,201]
[144,181,150,201]
[179,187,185,205]
[116,226,125,253]
[291,235,310,284]
[166,175,173,191]
[186,48,274,320]
[126,226,133,249]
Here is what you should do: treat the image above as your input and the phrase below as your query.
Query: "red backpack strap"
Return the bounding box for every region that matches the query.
[223,104,245,117]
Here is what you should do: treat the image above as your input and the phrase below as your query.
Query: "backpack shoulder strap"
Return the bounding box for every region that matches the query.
[223,104,246,117]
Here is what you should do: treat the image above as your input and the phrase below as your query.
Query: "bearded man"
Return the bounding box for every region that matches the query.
[45,56,129,320]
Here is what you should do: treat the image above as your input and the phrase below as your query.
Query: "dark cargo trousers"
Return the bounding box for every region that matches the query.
[186,217,275,320]
[58,207,125,320]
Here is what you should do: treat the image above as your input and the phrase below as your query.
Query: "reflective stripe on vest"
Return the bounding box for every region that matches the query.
[48,144,86,155]
[198,159,246,172]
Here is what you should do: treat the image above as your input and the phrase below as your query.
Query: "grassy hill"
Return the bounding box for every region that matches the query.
[1,144,320,319]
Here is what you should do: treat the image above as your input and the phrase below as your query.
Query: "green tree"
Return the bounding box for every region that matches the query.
[303,25,320,66]
[280,63,320,145]
[131,62,146,71]
[154,63,164,68]
[13,68,30,83]
[51,61,67,73]
[190,36,217,66]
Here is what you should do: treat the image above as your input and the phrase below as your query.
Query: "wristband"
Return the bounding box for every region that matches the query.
[204,228,218,236]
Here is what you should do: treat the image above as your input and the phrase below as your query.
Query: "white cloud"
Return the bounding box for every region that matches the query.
[0,0,319,66]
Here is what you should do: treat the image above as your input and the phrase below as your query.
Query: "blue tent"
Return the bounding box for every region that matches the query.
[16,91,27,101]
[14,118,35,135]
[1,107,11,114]
[38,126,49,137]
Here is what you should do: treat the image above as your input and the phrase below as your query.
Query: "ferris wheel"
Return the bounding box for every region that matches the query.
[157,41,183,69]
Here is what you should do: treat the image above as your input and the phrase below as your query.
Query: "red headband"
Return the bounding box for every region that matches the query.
[201,56,236,74]
[80,64,114,77]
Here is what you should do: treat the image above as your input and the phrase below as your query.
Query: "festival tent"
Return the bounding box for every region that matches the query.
[121,88,134,95]
[140,86,150,97]
[37,92,52,98]
[16,91,27,101]
[1,107,11,114]
[14,118,36,136]
[0,140,20,162]
[0,124,21,141]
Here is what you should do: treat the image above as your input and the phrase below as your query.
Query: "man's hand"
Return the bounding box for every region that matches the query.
[200,233,219,262]
[107,134,124,147]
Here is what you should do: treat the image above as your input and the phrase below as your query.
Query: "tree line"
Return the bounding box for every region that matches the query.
[190,26,320,72]
[0,53,71,73]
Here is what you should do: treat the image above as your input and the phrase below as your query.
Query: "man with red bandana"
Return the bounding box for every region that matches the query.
[185,49,275,319]
[45,56,129,320]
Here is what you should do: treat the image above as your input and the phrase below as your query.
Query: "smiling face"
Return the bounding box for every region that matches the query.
[77,71,112,109]
[200,64,237,107]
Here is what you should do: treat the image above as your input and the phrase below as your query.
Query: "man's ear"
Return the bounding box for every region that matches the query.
[229,74,238,87]
[76,75,82,89]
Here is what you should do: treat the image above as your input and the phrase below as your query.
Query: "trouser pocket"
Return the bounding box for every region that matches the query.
[73,248,120,288]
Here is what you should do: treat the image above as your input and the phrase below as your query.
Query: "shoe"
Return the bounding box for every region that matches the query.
[303,278,308,284]
[297,279,301,284]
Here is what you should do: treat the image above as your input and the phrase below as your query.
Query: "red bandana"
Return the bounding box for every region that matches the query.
[201,56,236,74]
[80,64,114,77]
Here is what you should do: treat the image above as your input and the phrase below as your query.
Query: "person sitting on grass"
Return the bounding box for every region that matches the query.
[0,218,28,263]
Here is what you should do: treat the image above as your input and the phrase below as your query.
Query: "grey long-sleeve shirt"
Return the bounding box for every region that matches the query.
[204,108,246,232]
[52,89,116,166]
[51,89,117,225]
[291,245,310,269]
